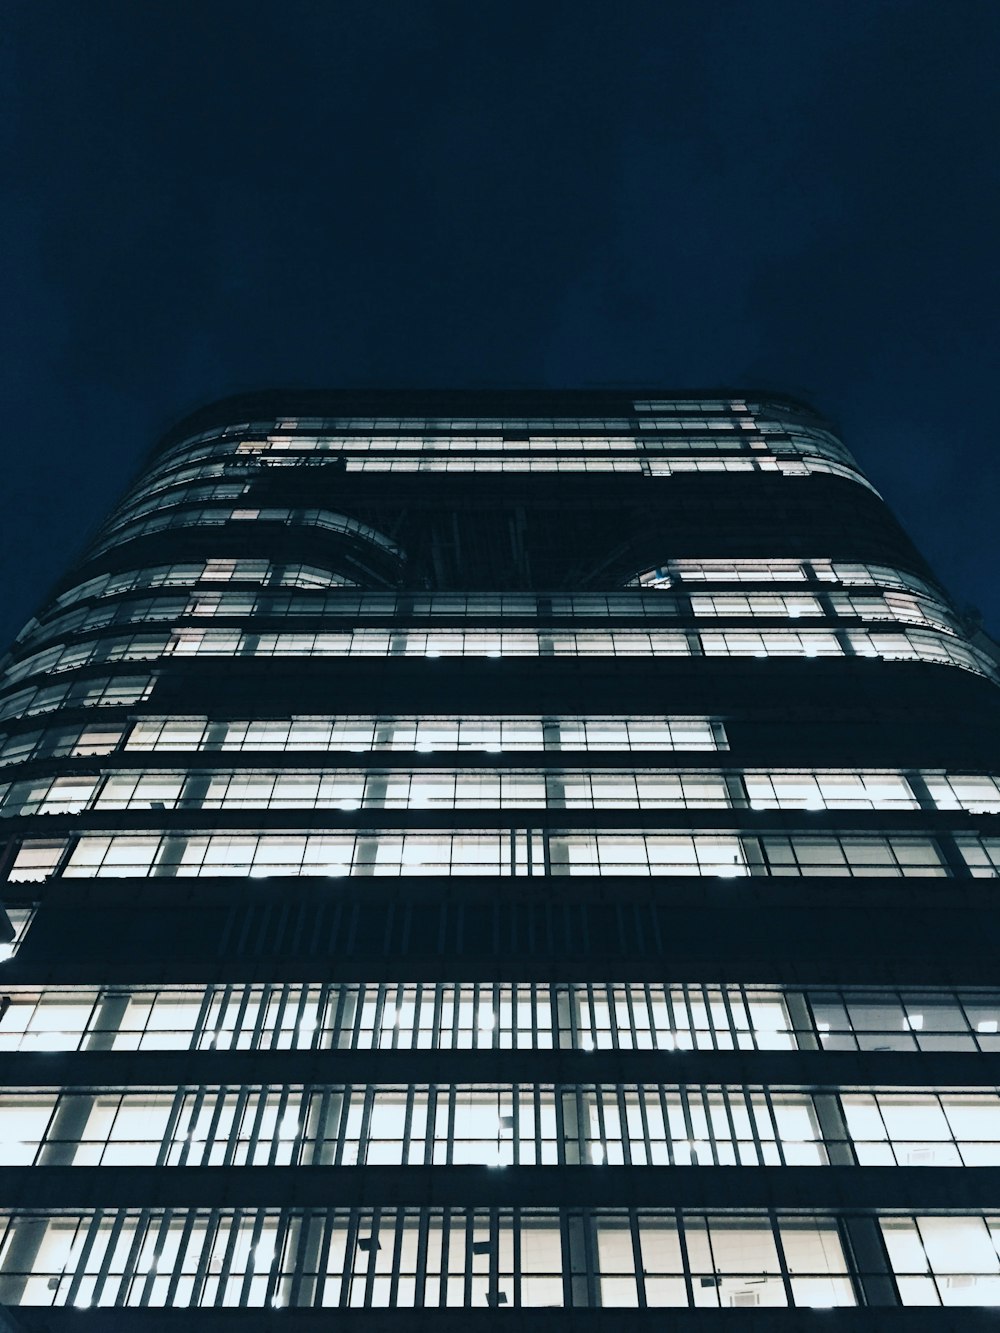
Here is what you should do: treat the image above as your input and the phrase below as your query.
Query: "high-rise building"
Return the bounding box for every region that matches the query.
[0,390,998,1327]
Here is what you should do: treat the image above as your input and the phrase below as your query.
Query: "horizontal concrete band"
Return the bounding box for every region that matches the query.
[4,1308,1000,1331]
[0,1050,996,1090]
[0,1165,996,1211]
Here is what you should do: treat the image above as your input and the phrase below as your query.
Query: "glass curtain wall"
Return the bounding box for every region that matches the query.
[0,392,997,1321]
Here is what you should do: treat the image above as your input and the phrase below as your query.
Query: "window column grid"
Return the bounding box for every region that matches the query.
[164,1207,199,1308]
[227,986,255,1054]
[220,1090,252,1169]
[629,984,646,1051]
[334,1207,359,1309]
[267,1086,294,1167]
[841,1215,899,1308]
[444,1086,457,1168]
[190,987,217,1053]
[629,1209,648,1309]
[936,830,978,878]
[693,986,715,1052]
[261,1212,288,1310]
[437,1209,454,1309]
[638,983,656,1051]
[420,1088,437,1167]
[720,986,747,1052]
[389,983,406,1051]
[116,1207,153,1309]
[554,1087,572,1165]
[357,1087,375,1168]
[265,985,291,1052]
[788,989,821,1051]
[513,1206,527,1309]
[402,981,424,1050]
[437,981,458,1050]
[156,1088,190,1168]
[615,1084,634,1167]
[233,1206,267,1308]
[387,1206,407,1309]
[757,1086,784,1166]
[282,1211,313,1308]
[654,1084,676,1166]
[331,984,354,1052]
[173,1089,205,1167]
[92,1209,129,1309]
[400,1087,416,1169]
[63,1207,107,1309]
[461,1207,478,1308]
[328,1089,348,1168]
[770,1212,799,1309]
[412,1209,430,1308]
[583,984,599,1052]
[309,983,331,1051]
[248,985,273,1052]
[678,1089,700,1165]
[294,985,317,1052]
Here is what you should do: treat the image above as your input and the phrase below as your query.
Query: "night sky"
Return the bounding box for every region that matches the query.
[3,0,998,649]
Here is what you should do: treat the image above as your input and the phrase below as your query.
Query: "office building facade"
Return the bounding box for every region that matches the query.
[0,390,998,1326]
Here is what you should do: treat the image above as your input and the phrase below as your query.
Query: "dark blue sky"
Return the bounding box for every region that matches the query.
[3,0,998,646]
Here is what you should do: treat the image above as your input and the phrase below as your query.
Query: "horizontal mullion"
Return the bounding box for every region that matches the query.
[2,808,990,834]
[2,753,745,775]
[17,615,875,650]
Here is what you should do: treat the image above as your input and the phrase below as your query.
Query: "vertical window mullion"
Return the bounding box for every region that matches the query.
[156,1087,190,1167]
[318,1206,341,1310]
[657,1084,675,1165]
[267,1085,292,1167]
[262,1209,289,1310]
[726,1085,754,1166]
[401,1087,416,1169]
[446,1087,457,1168]
[622,985,639,1050]
[315,982,334,1050]
[387,1207,405,1309]
[63,1208,105,1309]
[229,984,254,1051]
[629,1209,647,1309]
[770,1211,796,1308]
[163,1209,198,1308]
[189,1206,220,1309]
[214,1208,244,1308]
[91,1209,128,1308]
[267,983,293,1051]
[191,1087,222,1167]
[221,1089,252,1168]
[718,986,741,1050]
[331,1087,350,1167]
[677,1088,698,1165]
[635,1083,653,1167]
[615,1084,632,1166]
[759,1085,785,1165]
[675,1208,695,1309]
[117,1207,153,1308]
[358,1087,376,1168]
[191,986,216,1051]
[414,1208,430,1308]
[237,1208,269,1309]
